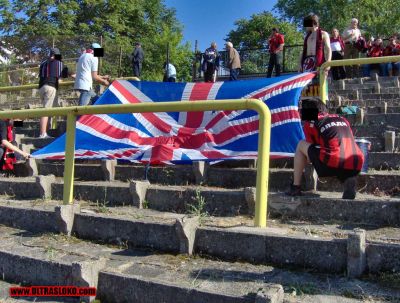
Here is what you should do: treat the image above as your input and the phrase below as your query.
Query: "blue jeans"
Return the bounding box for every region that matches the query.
[362,64,385,77]
[78,89,97,106]
[385,62,400,76]
[230,68,240,81]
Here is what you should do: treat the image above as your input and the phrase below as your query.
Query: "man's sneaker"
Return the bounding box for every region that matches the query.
[286,184,303,196]
[39,133,53,139]
[342,177,357,199]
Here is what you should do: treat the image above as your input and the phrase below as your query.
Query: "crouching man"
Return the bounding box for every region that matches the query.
[287,97,364,199]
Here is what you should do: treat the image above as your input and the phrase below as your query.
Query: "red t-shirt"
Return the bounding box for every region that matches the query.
[303,114,364,171]
[367,45,383,57]
[269,33,284,53]
[383,44,400,56]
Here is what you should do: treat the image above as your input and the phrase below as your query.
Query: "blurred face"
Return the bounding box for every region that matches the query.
[351,20,358,28]
[375,39,383,46]
[332,29,339,38]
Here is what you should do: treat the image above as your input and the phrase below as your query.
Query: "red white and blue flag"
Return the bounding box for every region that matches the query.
[33,73,315,164]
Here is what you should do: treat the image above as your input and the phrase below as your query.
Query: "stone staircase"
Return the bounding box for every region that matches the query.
[0,76,400,302]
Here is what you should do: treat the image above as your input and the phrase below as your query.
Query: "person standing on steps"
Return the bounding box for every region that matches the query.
[267,27,284,78]
[202,42,220,83]
[342,18,361,78]
[132,42,144,78]
[74,43,110,106]
[300,14,331,74]
[225,42,241,81]
[38,48,69,139]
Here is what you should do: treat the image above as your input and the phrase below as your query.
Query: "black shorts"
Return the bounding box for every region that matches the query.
[307,144,360,182]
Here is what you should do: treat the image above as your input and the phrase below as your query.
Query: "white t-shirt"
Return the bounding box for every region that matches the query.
[342,28,361,43]
[330,41,342,51]
[74,53,98,91]
[166,63,176,78]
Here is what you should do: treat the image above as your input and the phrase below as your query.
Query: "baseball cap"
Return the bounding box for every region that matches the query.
[49,48,61,56]
[91,43,101,49]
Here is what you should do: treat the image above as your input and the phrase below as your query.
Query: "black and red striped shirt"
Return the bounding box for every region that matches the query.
[303,114,364,171]
[39,58,64,89]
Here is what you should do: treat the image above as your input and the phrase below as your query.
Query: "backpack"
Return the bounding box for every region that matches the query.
[355,37,368,53]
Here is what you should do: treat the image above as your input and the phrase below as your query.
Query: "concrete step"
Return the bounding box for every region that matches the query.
[34,162,400,192]
[1,223,398,303]
[20,137,56,148]
[365,113,400,127]
[2,175,399,227]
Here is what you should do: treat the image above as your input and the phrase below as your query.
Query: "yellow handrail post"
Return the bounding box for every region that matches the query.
[250,99,271,228]
[319,68,328,104]
[63,112,77,205]
[0,99,272,226]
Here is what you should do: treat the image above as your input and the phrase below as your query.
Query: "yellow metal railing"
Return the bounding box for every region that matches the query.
[0,99,272,227]
[319,55,400,103]
[0,77,140,93]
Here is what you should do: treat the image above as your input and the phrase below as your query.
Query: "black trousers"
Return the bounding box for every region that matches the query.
[204,63,216,82]
[267,52,282,78]
[132,62,142,77]
[331,51,346,80]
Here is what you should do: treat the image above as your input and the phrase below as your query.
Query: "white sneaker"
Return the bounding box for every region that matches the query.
[39,133,53,139]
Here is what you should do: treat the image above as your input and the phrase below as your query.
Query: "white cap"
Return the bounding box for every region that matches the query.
[225,42,233,48]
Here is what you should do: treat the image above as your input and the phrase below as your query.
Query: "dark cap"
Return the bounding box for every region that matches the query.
[49,48,61,56]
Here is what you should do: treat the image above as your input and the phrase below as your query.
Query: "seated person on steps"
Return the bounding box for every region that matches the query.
[0,119,30,174]
[287,97,364,199]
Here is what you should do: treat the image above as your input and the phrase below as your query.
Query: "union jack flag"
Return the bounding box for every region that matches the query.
[33,73,315,164]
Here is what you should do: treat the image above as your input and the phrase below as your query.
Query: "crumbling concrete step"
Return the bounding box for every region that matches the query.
[4,226,393,303]
[366,106,400,114]
[268,191,400,227]
[0,176,53,200]
[369,152,400,170]
[51,180,131,206]
[0,226,105,303]
[352,124,397,137]
[365,113,400,127]
[318,170,400,194]
[20,137,55,148]
[39,163,105,181]
[1,200,400,286]
[10,174,398,226]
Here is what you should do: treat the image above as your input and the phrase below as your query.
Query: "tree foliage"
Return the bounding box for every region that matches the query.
[226,11,303,49]
[274,0,400,38]
[0,0,193,81]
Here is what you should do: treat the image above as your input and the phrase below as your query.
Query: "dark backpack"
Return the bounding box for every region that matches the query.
[355,37,368,53]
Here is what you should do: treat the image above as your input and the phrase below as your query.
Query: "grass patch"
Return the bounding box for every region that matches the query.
[285,282,320,296]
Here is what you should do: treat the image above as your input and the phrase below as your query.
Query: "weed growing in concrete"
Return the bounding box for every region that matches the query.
[45,246,56,260]
[368,272,400,289]
[142,200,149,209]
[95,200,110,214]
[285,282,319,296]
[187,188,208,224]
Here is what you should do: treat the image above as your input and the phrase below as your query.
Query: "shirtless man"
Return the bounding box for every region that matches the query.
[300,14,331,76]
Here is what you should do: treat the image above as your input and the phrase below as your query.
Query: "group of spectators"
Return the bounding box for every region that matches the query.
[330,19,400,79]
[202,17,400,82]
[201,41,241,82]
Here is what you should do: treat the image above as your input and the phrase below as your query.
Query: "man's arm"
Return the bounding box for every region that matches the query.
[322,31,332,74]
[275,35,285,53]
[91,71,110,86]
[1,139,30,159]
